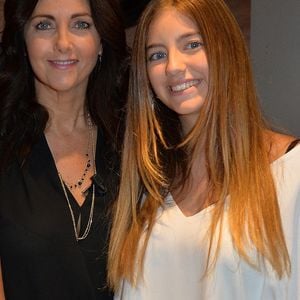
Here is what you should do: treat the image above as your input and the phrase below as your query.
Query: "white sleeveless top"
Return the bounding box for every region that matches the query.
[115,144,300,300]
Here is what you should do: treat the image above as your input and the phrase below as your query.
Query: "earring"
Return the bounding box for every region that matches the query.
[95,53,102,72]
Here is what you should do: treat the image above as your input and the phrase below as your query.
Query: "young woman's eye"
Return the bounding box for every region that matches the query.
[74,21,91,30]
[148,51,167,62]
[35,21,52,31]
[186,41,203,50]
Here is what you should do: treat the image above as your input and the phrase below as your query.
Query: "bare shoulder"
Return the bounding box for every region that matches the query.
[264,130,298,163]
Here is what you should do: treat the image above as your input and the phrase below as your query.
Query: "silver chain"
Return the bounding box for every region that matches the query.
[59,174,95,241]
[58,114,97,241]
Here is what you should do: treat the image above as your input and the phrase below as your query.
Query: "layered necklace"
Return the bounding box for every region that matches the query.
[58,114,96,241]
[60,116,94,192]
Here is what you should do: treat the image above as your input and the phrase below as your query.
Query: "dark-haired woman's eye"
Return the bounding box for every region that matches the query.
[35,21,52,31]
[74,21,91,30]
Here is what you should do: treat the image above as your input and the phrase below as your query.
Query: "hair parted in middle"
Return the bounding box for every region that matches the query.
[108,0,290,290]
[0,0,129,169]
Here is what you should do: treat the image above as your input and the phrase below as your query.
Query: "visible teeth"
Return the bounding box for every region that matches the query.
[52,60,75,65]
[171,80,199,92]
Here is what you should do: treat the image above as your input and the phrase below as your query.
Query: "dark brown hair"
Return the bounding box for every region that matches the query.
[0,0,129,169]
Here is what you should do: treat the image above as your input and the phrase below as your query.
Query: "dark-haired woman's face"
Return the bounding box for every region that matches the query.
[24,0,102,96]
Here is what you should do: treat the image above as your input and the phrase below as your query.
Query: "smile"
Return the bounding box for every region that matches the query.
[50,60,78,65]
[170,80,200,92]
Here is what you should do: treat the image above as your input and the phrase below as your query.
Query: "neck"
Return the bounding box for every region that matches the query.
[35,83,88,134]
[45,110,90,136]
[179,113,198,136]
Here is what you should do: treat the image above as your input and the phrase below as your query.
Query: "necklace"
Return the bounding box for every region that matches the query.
[59,174,95,241]
[58,114,97,241]
[65,155,92,190]
[61,115,94,191]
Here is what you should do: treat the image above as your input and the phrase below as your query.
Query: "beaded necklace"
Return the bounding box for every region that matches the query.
[58,114,96,241]
[60,115,94,191]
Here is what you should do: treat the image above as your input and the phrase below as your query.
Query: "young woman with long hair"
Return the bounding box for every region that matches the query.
[108,0,300,299]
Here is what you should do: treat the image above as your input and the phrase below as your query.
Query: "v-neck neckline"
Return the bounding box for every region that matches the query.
[40,128,103,206]
[165,193,216,222]
[24,129,103,243]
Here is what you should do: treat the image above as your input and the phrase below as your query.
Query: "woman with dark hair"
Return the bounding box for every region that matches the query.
[0,0,128,299]
[108,0,300,299]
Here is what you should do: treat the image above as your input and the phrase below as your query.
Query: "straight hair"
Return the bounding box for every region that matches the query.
[108,0,290,290]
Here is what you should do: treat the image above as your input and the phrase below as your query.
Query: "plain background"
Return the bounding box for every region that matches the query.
[251,0,300,136]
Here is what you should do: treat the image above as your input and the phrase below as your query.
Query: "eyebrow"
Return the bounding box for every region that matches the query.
[146,32,201,50]
[29,13,92,21]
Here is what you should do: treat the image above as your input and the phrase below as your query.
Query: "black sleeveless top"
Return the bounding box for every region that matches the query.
[0,129,119,300]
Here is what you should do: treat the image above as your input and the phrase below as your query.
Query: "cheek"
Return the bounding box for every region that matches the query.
[85,35,101,56]
[25,38,40,61]
[147,65,165,95]
[25,37,50,68]
[78,40,101,69]
[195,56,209,80]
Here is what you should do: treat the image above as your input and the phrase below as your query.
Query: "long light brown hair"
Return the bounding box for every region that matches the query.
[108,0,290,290]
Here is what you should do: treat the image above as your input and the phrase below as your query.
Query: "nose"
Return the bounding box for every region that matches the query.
[165,49,185,76]
[55,27,72,53]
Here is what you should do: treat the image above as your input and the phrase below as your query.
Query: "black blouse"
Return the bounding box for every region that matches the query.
[0,129,119,300]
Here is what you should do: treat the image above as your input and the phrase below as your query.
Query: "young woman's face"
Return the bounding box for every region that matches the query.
[146,8,209,132]
[24,0,102,96]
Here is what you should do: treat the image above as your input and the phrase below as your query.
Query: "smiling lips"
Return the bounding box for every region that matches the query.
[49,59,78,69]
[170,79,201,93]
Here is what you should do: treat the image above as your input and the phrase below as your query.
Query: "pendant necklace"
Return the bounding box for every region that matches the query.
[58,114,96,241]
[60,115,94,191]
[59,174,95,241]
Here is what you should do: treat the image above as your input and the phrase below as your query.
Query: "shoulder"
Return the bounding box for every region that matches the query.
[263,130,299,163]
[269,131,300,196]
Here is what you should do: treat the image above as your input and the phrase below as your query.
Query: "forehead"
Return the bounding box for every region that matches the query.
[147,8,199,41]
[32,0,91,15]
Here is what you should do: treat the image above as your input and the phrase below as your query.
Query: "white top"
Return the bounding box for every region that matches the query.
[116,144,300,300]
